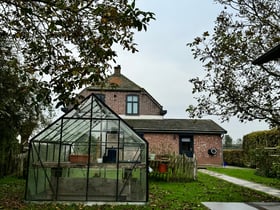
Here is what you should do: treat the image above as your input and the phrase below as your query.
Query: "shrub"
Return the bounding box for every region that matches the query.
[243,129,280,168]
[255,147,280,178]
[223,149,244,167]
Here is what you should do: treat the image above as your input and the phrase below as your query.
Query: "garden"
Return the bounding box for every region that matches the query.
[1,168,280,210]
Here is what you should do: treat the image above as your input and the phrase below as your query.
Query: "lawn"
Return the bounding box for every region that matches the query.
[1,172,279,210]
[207,167,280,190]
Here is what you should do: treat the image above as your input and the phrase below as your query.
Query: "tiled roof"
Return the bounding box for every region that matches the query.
[86,65,165,110]
[125,119,227,134]
[88,65,142,91]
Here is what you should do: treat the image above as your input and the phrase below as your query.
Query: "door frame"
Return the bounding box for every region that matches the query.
[179,135,194,157]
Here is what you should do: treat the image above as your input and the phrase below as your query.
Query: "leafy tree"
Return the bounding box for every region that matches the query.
[0,0,154,176]
[223,134,233,148]
[0,32,51,140]
[186,0,280,127]
[0,32,52,177]
[236,138,242,145]
[0,0,154,106]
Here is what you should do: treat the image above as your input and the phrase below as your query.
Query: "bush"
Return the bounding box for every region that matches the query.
[223,149,244,167]
[255,147,280,178]
[243,129,280,168]
[242,129,280,178]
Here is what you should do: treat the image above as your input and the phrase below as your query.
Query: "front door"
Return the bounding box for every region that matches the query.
[179,136,193,157]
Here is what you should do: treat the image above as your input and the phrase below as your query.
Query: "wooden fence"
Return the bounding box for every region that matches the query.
[149,154,197,182]
[0,148,28,178]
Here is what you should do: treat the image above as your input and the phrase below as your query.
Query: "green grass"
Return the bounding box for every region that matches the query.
[1,172,279,210]
[207,167,280,189]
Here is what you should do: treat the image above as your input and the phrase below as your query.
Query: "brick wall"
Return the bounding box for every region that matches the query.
[140,92,162,115]
[144,133,223,166]
[81,89,162,116]
[194,134,223,166]
[144,133,179,155]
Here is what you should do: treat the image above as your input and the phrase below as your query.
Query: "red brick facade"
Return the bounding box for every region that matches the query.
[144,133,179,155]
[144,133,223,166]
[80,67,225,166]
[80,89,162,116]
[194,134,223,166]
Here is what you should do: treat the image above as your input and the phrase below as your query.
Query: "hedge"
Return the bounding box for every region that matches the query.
[242,129,280,177]
[223,149,244,167]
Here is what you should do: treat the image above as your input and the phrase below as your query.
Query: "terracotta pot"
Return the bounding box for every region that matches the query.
[158,163,168,173]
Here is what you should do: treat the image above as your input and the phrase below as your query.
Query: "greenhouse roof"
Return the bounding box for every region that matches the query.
[30,93,145,146]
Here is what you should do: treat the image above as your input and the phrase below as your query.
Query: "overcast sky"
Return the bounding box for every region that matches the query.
[113,0,269,141]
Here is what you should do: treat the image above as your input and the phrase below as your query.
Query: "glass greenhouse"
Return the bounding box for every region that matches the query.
[25,94,148,203]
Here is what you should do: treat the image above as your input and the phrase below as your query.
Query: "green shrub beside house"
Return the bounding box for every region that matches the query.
[223,149,244,167]
[224,129,280,178]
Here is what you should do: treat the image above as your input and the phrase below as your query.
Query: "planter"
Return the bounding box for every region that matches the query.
[69,154,88,163]
[149,153,156,160]
[97,158,103,163]
[158,163,168,173]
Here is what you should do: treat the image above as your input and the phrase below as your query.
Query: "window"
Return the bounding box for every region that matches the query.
[126,95,139,115]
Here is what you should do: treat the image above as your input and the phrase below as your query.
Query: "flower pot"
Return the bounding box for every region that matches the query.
[149,153,156,160]
[158,163,168,173]
[69,154,88,163]
[97,158,103,163]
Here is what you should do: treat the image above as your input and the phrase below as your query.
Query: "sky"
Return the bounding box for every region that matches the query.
[112,0,269,141]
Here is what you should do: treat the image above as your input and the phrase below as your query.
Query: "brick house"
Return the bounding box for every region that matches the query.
[80,66,227,166]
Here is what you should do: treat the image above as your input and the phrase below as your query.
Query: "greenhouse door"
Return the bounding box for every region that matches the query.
[179,136,193,157]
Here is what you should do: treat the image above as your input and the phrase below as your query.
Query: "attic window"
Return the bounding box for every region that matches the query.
[126,95,139,115]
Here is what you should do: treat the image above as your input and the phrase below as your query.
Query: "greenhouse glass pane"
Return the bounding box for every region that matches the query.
[61,119,90,143]
[33,120,62,143]
[64,96,92,118]
[120,121,145,144]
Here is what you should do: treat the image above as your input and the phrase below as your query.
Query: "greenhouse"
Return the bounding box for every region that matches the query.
[25,94,148,204]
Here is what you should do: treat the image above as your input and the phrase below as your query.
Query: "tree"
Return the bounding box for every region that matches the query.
[223,134,233,148]
[236,138,242,145]
[186,0,280,127]
[0,1,154,176]
[0,0,154,106]
[0,32,52,177]
[0,31,51,139]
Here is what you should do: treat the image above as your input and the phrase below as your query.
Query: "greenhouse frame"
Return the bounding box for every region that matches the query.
[25,94,148,204]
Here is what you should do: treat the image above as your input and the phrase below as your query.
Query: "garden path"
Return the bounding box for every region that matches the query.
[199,169,280,210]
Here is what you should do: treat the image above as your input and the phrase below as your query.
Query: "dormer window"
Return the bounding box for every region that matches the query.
[126,95,139,115]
